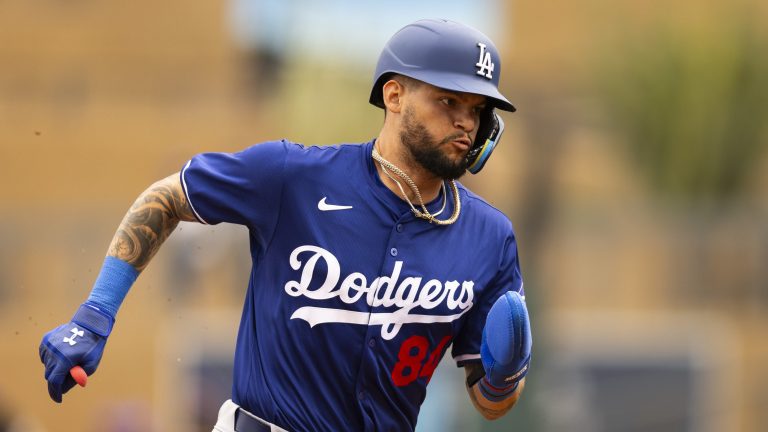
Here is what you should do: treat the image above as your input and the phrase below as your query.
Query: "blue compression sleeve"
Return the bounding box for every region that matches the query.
[86,256,139,317]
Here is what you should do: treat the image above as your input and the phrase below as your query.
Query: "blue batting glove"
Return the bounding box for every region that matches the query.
[479,291,532,401]
[39,302,114,403]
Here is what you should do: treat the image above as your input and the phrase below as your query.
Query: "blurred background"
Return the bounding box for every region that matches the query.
[1,0,767,431]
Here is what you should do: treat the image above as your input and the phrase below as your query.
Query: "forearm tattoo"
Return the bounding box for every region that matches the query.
[108,174,197,271]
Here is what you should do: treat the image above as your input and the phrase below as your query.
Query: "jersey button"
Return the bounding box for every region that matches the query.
[368,338,376,348]
[390,247,398,257]
[396,224,404,233]
[358,391,366,400]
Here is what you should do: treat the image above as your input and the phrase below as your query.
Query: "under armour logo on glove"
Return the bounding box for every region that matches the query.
[39,303,115,403]
[63,327,84,346]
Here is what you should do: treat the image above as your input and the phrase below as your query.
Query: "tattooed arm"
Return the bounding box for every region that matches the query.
[108,173,198,272]
[464,363,525,420]
[38,173,198,402]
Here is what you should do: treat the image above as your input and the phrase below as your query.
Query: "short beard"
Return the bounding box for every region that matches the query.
[399,107,468,180]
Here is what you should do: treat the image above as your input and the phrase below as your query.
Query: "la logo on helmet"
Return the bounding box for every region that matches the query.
[475,43,495,79]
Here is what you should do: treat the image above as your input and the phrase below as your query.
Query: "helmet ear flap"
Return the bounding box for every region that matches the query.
[467,109,505,174]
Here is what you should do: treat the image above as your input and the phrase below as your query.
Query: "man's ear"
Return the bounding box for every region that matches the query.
[382,79,404,114]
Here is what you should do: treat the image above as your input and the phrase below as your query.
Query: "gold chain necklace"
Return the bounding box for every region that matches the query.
[372,147,461,225]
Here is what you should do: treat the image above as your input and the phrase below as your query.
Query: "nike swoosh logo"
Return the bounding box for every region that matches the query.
[318,197,353,211]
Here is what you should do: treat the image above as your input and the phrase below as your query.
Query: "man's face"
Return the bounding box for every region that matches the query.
[399,83,487,180]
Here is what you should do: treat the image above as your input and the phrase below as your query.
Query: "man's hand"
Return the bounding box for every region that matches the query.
[479,291,531,401]
[39,303,114,402]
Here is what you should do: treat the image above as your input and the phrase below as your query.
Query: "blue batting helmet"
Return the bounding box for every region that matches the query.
[369,19,515,112]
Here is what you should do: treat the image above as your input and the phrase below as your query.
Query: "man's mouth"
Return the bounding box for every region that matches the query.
[451,137,472,151]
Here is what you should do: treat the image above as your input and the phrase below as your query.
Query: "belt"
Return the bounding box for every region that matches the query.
[235,408,272,432]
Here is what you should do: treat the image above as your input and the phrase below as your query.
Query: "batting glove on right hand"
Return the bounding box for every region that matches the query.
[39,302,114,403]
[479,291,532,401]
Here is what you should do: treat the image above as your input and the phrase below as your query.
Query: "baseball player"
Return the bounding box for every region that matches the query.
[39,19,532,431]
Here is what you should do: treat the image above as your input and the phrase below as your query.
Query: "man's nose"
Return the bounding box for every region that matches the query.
[453,109,477,134]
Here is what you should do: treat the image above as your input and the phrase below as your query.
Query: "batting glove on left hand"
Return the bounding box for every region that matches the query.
[39,302,114,403]
[479,291,532,401]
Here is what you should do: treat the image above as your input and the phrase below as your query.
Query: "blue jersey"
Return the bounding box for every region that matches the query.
[180,140,524,432]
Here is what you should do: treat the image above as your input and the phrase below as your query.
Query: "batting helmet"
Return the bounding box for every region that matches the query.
[369,19,515,112]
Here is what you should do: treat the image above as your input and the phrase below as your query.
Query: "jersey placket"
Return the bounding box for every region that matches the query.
[354,211,412,430]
